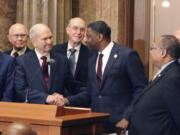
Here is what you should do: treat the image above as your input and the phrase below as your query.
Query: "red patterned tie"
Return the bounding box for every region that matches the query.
[13,52,19,57]
[41,56,49,88]
[97,53,103,84]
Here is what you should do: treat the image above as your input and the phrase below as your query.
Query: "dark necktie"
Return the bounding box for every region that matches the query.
[69,48,76,75]
[97,53,103,84]
[41,56,49,88]
[13,52,19,57]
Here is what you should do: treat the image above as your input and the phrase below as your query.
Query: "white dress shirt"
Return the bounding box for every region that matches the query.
[35,49,50,75]
[96,41,114,75]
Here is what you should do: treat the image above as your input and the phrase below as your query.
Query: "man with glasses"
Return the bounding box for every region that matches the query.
[129,35,180,135]
[5,23,31,57]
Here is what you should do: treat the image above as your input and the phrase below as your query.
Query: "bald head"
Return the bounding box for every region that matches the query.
[9,23,28,35]
[174,28,180,42]
[8,23,28,51]
[2,122,36,135]
[29,24,51,39]
[68,17,86,27]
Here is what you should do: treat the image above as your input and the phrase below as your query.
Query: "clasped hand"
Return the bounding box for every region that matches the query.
[46,93,68,106]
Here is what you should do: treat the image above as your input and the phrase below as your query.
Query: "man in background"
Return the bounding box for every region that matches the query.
[5,23,31,57]
[14,24,83,104]
[2,122,37,135]
[129,35,180,135]
[52,17,94,87]
[67,21,148,134]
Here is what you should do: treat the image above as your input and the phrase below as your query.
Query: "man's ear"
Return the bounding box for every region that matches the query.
[161,49,167,58]
[98,34,103,42]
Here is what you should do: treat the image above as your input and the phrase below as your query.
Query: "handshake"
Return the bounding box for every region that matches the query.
[45,93,69,106]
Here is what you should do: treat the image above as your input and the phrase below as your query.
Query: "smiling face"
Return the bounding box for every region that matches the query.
[8,24,28,51]
[66,18,86,45]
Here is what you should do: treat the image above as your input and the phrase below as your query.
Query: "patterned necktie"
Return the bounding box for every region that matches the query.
[41,56,49,88]
[69,48,76,75]
[97,53,103,84]
[13,52,19,57]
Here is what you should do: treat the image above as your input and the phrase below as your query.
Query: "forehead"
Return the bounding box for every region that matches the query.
[9,25,27,34]
[37,29,52,39]
[68,18,85,28]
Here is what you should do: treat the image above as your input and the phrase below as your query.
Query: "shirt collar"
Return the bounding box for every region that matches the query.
[12,46,27,56]
[157,60,175,75]
[34,49,50,60]
[99,41,114,56]
[67,42,81,52]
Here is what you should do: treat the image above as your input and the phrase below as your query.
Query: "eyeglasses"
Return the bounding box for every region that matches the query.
[150,46,163,50]
[11,34,28,39]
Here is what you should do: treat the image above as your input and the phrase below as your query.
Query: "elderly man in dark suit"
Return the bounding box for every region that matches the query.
[14,24,83,105]
[65,21,148,134]
[129,35,180,135]
[52,17,94,87]
[5,23,31,57]
[0,52,15,101]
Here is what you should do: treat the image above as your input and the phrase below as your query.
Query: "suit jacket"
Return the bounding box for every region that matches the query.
[68,42,148,133]
[14,50,83,104]
[4,47,31,56]
[52,42,95,86]
[129,61,180,135]
[0,52,15,101]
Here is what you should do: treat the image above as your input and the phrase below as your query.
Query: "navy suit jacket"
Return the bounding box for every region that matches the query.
[129,61,180,135]
[52,43,95,86]
[14,50,83,104]
[4,47,31,56]
[69,42,148,133]
[0,52,15,101]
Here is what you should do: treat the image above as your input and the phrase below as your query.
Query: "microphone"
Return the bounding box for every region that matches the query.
[47,58,56,64]
[24,58,56,103]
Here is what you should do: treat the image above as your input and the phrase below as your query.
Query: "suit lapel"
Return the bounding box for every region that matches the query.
[62,43,68,56]
[28,51,47,91]
[90,54,99,89]
[75,45,86,77]
[49,52,57,91]
[100,44,119,88]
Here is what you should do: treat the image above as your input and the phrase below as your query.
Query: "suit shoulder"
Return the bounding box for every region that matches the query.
[0,52,13,61]
[3,49,12,55]
[53,43,67,50]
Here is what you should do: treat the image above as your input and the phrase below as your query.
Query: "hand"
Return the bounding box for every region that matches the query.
[52,93,66,106]
[116,118,129,129]
[46,93,65,106]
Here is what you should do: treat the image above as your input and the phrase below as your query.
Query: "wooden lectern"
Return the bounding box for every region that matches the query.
[0,102,109,135]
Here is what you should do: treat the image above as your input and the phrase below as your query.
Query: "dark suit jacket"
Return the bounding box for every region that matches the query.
[129,61,180,135]
[4,47,31,56]
[14,50,84,104]
[52,43,95,86]
[68,42,148,133]
[0,52,15,101]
